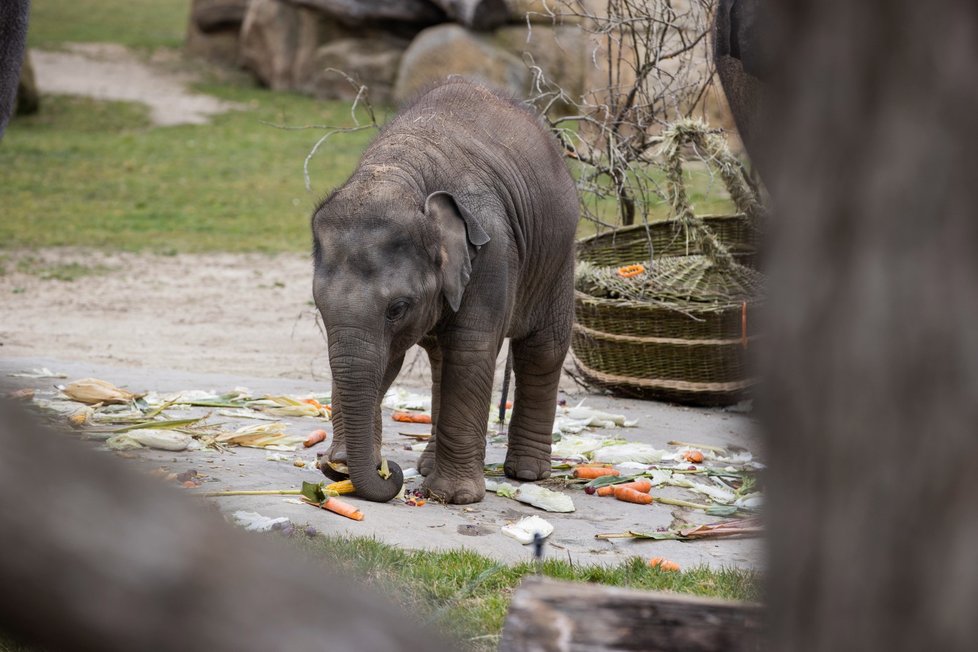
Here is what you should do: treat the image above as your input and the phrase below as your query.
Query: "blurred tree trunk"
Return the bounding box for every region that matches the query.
[758,2,978,651]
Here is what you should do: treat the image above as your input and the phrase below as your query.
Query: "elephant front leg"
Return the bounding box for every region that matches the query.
[417,336,441,477]
[422,333,496,504]
[504,326,568,481]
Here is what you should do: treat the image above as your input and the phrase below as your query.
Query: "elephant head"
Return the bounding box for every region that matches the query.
[311,184,490,502]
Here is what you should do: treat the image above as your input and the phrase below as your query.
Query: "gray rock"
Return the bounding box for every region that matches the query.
[186,18,242,67]
[296,36,409,104]
[191,0,251,33]
[430,0,509,31]
[393,24,529,103]
[15,51,39,116]
[495,24,588,106]
[286,0,445,27]
[240,0,333,90]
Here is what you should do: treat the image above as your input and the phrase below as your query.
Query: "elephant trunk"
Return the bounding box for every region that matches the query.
[328,329,403,503]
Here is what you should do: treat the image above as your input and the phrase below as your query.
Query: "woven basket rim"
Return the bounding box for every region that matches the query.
[576,213,749,249]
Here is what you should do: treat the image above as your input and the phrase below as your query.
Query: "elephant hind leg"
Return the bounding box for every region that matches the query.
[417,336,442,477]
[504,324,569,481]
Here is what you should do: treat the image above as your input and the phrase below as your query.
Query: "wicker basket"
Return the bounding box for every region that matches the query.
[570,122,764,406]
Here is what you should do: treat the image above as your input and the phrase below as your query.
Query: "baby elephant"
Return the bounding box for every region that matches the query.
[312,79,578,504]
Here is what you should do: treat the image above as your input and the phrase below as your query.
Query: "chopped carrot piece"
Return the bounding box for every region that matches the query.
[683,450,705,463]
[303,496,364,521]
[304,429,328,448]
[573,466,621,480]
[596,478,652,496]
[617,264,646,278]
[649,557,680,572]
[614,487,654,504]
[392,411,432,424]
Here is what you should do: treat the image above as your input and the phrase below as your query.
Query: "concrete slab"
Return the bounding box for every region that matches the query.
[0,356,763,571]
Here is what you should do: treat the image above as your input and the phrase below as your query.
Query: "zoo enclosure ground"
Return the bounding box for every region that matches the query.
[1,2,757,648]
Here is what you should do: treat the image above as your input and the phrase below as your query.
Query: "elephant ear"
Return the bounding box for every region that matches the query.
[425,191,490,312]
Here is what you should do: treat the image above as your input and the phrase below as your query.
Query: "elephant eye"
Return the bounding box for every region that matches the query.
[386,299,410,322]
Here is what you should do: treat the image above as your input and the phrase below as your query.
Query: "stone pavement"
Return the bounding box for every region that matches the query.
[0,355,762,571]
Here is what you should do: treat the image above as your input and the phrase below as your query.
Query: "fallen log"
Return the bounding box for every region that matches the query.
[499,577,762,652]
[0,399,447,652]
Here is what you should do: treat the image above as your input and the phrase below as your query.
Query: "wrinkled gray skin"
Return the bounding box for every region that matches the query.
[311,79,578,504]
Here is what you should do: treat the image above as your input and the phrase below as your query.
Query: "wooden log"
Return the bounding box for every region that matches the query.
[499,577,763,652]
[0,399,447,652]
[430,0,509,31]
[286,0,446,26]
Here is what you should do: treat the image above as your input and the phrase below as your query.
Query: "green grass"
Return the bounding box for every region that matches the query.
[293,534,759,651]
[14,255,111,281]
[0,91,381,252]
[0,533,758,651]
[28,0,189,50]
[7,0,736,254]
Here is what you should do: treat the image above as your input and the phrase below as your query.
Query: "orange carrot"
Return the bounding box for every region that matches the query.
[392,411,432,424]
[505,401,513,409]
[649,557,680,572]
[573,466,621,480]
[304,429,328,448]
[596,478,652,496]
[304,496,364,521]
[683,449,705,463]
[614,487,654,504]
[303,398,324,410]
[617,264,646,278]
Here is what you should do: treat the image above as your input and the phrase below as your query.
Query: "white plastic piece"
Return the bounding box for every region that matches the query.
[592,443,666,464]
[232,511,290,532]
[501,515,554,544]
[515,483,575,513]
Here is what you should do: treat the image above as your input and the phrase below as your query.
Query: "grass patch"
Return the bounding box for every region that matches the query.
[14,255,111,281]
[292,534,759,651]
[0,92,380,253]
[10,0,735,254]
[28,0,189,50]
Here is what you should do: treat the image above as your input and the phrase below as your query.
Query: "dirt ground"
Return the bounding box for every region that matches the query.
[31,44,241,125]
[0,247,532,388]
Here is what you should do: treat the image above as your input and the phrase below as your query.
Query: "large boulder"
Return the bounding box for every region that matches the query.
[296,36,409,104]
[286,0,444,28]
[191,0,251,32]
[240,0,335,90]
[393,24,529,103]
[430,0,508,30]
[186,19,242,66]
[494,24,587,103]
[15,51,39,116]
[505,0,574,24]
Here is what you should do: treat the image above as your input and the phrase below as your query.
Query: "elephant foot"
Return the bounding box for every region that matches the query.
[422,470,486,505]
[503,450,552,482]
[417,437,436,477]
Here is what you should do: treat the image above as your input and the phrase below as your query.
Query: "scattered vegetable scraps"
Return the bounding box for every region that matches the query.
[300,481,364,521]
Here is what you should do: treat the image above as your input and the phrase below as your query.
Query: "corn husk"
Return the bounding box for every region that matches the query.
[216,422,305,450]
[63,378,141,405]
[106,429,192,451]
[68,406,95,428]
[324,479,356,495]
[255,396,329,418]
